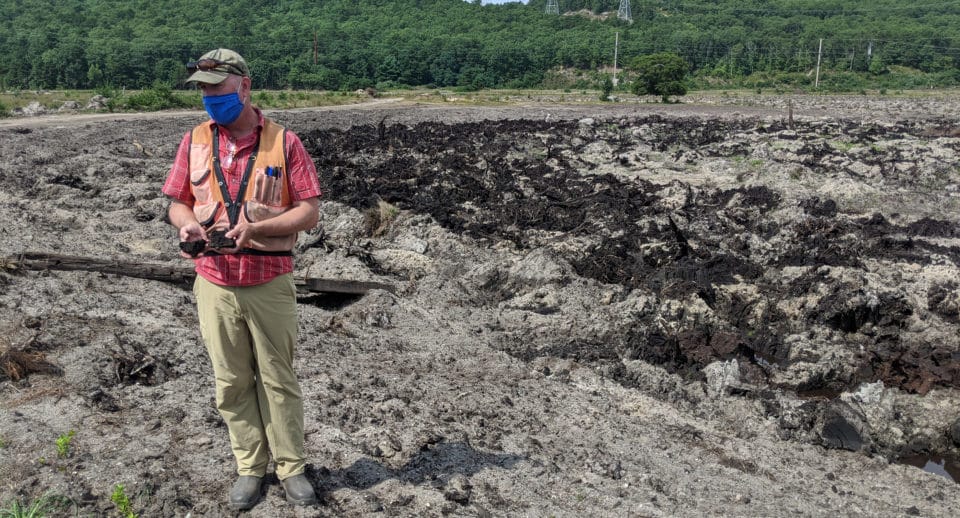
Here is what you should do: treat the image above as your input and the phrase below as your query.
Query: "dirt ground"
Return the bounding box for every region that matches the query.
[2,93,960,517]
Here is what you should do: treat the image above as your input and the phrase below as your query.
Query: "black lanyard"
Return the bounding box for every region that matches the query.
[211,125,260,228]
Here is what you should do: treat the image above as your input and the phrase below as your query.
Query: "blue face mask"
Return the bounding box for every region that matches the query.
[202,83,244,125]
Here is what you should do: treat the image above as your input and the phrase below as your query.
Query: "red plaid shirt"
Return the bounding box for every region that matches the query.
[163,109,321,287]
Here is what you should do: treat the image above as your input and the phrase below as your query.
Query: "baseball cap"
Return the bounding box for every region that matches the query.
[185,48,249,84]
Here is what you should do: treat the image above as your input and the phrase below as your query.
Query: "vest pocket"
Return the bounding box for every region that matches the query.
[189,143,213,201]
[252,168,286,206]
[244,199,286,223]
[190,168,210,185]
[190,168,213,202]
[243,200,296,252]
[194,201,221,228]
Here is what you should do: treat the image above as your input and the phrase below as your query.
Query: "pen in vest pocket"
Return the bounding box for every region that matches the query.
[269,166,282,204]
[252,166,283,205]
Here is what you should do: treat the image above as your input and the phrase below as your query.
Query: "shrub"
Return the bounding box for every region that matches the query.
[111,485,136,518]
[254,91,276,107]
[122,83,188,111]
[599,76,613,101]
[55,430,75,458]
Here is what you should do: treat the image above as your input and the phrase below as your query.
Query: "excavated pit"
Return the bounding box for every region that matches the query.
[305,117,960,397]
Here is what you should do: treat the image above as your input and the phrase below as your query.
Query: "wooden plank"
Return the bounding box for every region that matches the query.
[302,277,396,295]
[9,252,195,284]
[3,252,394,296]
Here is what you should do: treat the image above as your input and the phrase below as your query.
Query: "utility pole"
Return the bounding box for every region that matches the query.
[545,0,559,15]
[313,31,318,66]
[814,38,823,88]
[618,0,632,23]
[612,32,619,87]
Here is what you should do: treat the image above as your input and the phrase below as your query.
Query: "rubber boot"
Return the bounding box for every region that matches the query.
[228,475,262,510]
[282,473,317,506]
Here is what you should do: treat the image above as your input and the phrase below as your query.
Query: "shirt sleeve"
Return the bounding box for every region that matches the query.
[162,132,195,203]
[284,130,322,202]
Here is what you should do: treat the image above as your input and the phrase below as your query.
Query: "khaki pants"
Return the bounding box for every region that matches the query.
[193,274,306,480]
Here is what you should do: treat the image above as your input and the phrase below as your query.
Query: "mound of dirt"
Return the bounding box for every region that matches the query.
[1,96,959,517]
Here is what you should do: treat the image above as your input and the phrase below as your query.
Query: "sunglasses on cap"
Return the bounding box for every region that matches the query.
[185,58,244,76]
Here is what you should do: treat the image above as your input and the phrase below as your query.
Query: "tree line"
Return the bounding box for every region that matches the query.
[1,0,958,91]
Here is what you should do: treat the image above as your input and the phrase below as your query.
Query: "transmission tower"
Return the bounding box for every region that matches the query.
[617,0,632,23]
[545,0,559,15]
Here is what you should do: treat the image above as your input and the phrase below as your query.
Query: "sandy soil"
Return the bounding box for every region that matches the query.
[1,94,959,517]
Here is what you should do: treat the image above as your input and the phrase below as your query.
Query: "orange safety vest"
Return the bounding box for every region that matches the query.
[187,119,297,253]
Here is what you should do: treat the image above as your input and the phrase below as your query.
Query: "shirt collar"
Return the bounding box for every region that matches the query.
[208,107,264,142]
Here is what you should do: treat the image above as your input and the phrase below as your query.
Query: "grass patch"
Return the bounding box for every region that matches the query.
[253,90,348,109]
[363,199,401,237]
[0,493,69,518]
[830,139,857,152]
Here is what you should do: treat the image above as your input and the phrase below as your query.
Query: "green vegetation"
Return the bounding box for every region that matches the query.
[121,84,190,111]
[110,485,136,518]
[630,52,689,102]
[0,493,68,518]
[0,0,958,94]
[54,430,75,459]
[599,75,613,101]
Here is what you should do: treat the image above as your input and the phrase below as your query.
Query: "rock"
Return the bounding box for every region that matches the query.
[950,417,960,446]
[820,400,870,451]
[851,381,884,405]
[443,475,472,505]
[703,359,740,398]
[16,101,46,116]
[927,281,960,322]
[506,248,573,287]
[58,100,81,112]
[397,236,428,254]
[85,95,109,110]
[370,248,433,276]
[191,435,213,447]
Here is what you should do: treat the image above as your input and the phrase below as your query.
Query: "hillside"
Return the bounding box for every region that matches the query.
[1,0,959,91]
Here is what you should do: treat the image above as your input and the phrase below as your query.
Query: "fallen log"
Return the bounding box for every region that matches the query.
[2,252,395,296]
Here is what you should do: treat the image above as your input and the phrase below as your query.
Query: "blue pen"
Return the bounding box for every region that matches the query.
[265,166,273,177]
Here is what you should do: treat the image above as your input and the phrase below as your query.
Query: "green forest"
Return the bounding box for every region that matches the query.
[2,0,959,92]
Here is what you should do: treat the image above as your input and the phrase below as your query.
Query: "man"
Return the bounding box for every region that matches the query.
[162,48,321,510]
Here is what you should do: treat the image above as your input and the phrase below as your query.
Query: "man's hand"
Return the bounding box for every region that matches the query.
[179,222,207,243]
[168,201,209,258]
[224,221,260,251]
[178,222,209,258]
